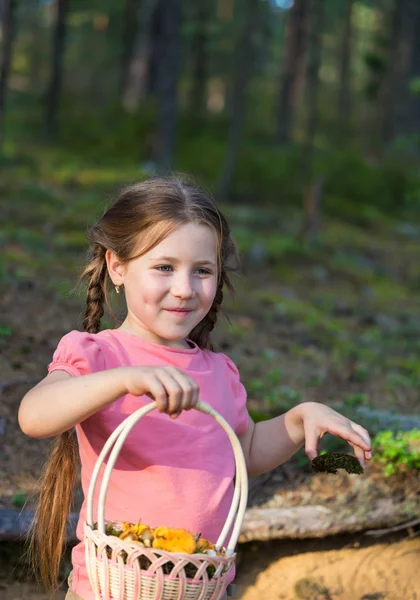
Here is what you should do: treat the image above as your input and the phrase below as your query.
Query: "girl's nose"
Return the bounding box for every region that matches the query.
[171,275,196,298]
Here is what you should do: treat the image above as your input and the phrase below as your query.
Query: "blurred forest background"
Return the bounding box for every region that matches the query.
[1,0,420,465]
[3,0,420,206]
[0,0,419,460]
[1,0,420,597]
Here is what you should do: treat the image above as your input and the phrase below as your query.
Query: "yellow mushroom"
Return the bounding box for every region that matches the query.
[195,538,216,553]
[152,527,197,554]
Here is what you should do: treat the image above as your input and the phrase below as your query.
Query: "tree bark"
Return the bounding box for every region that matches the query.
[337,0,355,143]
[45,0,68,140]
[120,0,141,98]
[301,0,324,245]
[218,0,260,201]
[276,0,309,146]
[146,0,163,97]
[362,0,387,154]
[153,0,183,172]
[301,0,323,183]
[122,0,159,111]
[401,0,420,138]
[381,0,420,144]
[188,0,211,118]
[0,0,16,148]
[28,3,43,93]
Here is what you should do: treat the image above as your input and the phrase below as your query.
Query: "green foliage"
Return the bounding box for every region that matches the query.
[234,145,301,203]
[364,51,385,74]
[12,492,26,508]
[246,364,303,413]
[343,393,369,410]
[409,77,420,96]
[373,430,420,477]
[58,100,156,161]
[248,409,271,423]
[321,151,411,214]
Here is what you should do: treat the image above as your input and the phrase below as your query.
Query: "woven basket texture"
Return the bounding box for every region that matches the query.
[84,401,246,600]
[85,524,234,600]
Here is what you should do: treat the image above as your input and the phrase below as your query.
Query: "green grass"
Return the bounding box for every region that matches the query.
[1,120,419,471]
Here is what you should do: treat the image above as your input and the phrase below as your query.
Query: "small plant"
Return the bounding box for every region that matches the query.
[247,369,290,411]
[0,325,12,337]
[12,492,26,507]
[373,429,420,476]
[343,393,369,410]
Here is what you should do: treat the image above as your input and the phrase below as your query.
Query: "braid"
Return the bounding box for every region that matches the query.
[190,273,228,350]
[80,244,108,333]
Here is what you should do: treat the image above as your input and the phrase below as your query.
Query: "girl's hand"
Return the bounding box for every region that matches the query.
[291,402,372,469]
[123,366,200,419]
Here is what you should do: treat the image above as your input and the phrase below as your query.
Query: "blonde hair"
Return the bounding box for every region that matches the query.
[28,176,240,591]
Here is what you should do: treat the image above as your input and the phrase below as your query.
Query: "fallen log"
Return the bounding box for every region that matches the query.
[1,496,418,545]
[238,497,419,542]
[0,509,78,543]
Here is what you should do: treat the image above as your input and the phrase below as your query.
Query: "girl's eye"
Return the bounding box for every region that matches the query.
[196,268,212,275]
[155,265,212,275]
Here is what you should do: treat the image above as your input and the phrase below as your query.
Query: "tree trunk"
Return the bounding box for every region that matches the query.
[301,0,324,245]
[45,0,68,140]
[337,0,355,143]
[146,0,163,97]
[153,0,183,172]
[0,0,16,148]
[28,4,43,93]
[380,0,420,144]
[400,0,420,138]
[302,0,323,182]
[188,0,211,118]
[120,0,141,98]
[122,0,159,111]
[362,0,387,155]
[217,0,234,23]
[218,0,260,201]
[276,0,309,146]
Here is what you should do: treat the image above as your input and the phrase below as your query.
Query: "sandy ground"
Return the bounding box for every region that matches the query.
[235,536,420,600]
[2,535,419,600]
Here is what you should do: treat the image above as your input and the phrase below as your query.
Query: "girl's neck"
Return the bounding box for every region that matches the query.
[117,323,191,350]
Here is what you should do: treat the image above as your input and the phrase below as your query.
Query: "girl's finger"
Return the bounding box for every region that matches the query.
[304,426,320,461]
[147,378,169,413]
[349,422,372,458]
[166,368,199,411]
[350,443,366,470]
[327,422,371,452]
[156,371,183,415]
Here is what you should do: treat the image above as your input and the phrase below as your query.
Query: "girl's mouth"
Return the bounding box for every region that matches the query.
[165,309,193,317]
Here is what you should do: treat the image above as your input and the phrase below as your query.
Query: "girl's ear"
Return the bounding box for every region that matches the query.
[105,250,125,285]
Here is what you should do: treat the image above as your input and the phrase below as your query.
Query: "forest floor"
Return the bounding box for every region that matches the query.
[2,533,420,600]
[0,156,419,598]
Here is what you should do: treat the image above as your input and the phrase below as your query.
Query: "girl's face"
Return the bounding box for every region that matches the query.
[107,223,219,348]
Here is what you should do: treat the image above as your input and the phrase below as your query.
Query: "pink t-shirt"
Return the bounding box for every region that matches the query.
[48,329,249,599]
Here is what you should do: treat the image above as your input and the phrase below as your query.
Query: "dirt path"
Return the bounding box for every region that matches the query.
[0,581,66,600]
[2,535,419,600]
[235,535,420,600]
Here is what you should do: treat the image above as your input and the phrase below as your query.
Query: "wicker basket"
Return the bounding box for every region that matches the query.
[84,400,249,600]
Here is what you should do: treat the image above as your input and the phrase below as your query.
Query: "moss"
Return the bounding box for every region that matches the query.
[311,452,364,475]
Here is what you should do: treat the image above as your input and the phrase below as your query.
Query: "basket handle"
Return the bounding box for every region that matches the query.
[86,400,248,557]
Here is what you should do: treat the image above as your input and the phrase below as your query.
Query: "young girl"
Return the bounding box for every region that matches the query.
[18,176,372,600]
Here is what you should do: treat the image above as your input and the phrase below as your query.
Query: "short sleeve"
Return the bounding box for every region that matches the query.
[48,330,106,377]
[220,353,249,436]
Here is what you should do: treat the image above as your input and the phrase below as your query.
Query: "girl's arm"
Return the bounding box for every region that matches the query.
[239,402,372,477]
[18,365,200,439]
[18,368,136,438]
